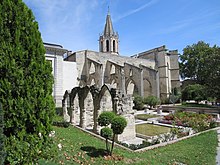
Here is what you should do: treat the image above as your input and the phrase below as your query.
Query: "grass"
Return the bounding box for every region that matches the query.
[136,123,171,136]
[39,125,218,165]
[135,114,158,121]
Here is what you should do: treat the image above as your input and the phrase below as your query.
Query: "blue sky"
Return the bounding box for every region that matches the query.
[23,0,220,56]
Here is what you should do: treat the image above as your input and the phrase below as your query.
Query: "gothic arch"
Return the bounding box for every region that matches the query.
[125,79,138,96]
[89,62,96,74]
[62,90,71,121]
[83,90,94,129]
[106,40,109,52]
[143,78,152,97]
[113,40,116,52]
[69,87,80,124]
[99,85,113,114]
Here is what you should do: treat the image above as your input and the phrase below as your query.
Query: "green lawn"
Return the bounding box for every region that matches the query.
[39,126,218,165]
[135,114,158,121]
[136,123,171,136]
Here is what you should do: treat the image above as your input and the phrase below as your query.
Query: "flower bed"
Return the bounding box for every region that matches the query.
[159,111,217,132]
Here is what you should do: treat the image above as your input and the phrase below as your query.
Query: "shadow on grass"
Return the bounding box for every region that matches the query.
[81,146,108,157]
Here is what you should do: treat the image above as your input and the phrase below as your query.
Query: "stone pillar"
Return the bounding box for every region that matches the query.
[69,103,75,124]
[93,110,98,133]
[140,69,144,96]
[121,68,126,95]
[62,99,70,122]
[156,71,160,98]
[79,100,86,129]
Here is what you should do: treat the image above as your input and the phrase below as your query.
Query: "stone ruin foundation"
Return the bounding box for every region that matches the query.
[62,85,136,141]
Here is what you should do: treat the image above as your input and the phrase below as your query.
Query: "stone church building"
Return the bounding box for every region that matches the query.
[44,12,180,141]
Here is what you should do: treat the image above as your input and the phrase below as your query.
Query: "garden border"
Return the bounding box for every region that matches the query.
[71,124,219,153]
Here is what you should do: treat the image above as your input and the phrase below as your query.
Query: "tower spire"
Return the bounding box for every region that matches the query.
[99,6,119,55]
[104,9,114,36]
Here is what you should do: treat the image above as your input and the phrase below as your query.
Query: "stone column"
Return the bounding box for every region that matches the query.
[80,107,86,129]
[79,97,86,128]
[69,102,75,124]
[62,99,70,122]
[121,68,126,95]
[156,71,160,98]
[140,69,144,96]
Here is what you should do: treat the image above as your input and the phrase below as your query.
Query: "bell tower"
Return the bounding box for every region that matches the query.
[99,9,119,55]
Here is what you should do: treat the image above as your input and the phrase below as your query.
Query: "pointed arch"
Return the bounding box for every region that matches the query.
[110,64,116,74]
[106,40,109,52]
[125,79,138,96]
[99,84,113,114]
[113,40,116,52]
[89,62,96,74]
[143,78,152,97]
[62,90,71,122]
[84,90,94,129]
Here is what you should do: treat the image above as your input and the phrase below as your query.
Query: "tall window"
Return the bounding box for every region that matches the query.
[100,41,103,51]
[113,40,116,52]
[106,40,109,52]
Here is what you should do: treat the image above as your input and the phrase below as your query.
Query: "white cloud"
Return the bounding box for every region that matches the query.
[114,0,159,22]
[23,0,101,50]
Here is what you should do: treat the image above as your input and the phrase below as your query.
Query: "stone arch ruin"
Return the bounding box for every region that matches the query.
[62,84,136,141]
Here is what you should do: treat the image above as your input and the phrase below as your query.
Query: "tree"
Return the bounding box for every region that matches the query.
[169,87,181,105]
[179,41,212,83]
[110,116,127,155]
[98,111,115,154]
[133,95,144,110]
[0,0,55,163]
[0,102,5,165]
[180,41,220,99]
[144,96,160,109]
[98,112,127,156]
[98,111,115,127]
[181,84,206,103]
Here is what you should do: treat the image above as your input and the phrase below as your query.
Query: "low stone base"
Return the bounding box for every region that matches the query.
[117,114,136,141]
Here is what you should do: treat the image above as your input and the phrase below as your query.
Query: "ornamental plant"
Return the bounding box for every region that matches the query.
[98,111,127,156]
[110,116,127,155]
[133,95,144,110]
[0,102,5,165]
[0,0,55,163]
[144,96,160,109]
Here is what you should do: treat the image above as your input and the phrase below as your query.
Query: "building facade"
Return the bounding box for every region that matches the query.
[44,12,180,141]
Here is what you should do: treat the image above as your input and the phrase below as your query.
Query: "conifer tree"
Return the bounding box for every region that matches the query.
[0,0,55,163]
[0,102,5,165]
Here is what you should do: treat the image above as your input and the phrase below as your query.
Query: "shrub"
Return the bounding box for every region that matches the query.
[0,103,5,165]
[100,127,113,153]
[110,116,127,155]
[144,96,160,109]
[101,127,113,139]
[98,112,127,156]
[98,111,115,127]
[169,87,181,105]
[0,0,55,163]
[53,121,70,128]
[111,116,127,134]
[133,95,144,110]
[182,84,206,103]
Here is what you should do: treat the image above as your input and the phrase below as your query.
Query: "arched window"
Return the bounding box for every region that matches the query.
[113,40,116,52]
[100,41,103,51]
[106,40,109,52]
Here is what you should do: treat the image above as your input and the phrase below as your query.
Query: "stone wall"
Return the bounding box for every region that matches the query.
[62,85,136,142]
